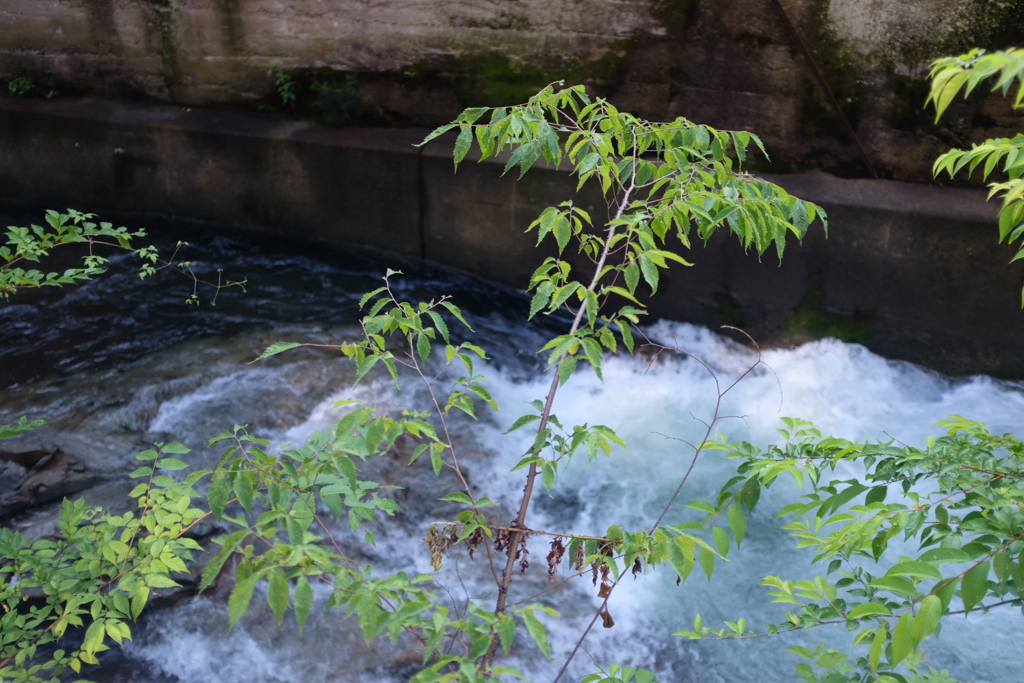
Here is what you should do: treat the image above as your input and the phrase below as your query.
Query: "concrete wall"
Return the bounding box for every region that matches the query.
[1,0,1022,181]
[1,95,1019,378]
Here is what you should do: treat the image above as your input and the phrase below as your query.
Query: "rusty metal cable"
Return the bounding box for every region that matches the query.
[768,0,879,178]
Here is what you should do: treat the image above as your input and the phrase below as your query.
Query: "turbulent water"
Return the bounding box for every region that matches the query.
[2,203,1022,683]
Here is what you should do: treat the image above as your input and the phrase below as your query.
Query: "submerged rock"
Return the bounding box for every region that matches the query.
[0,449,104,517]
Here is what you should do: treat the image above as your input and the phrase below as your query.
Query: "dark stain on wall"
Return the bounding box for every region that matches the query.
[212,0,246,56]
[86,0,123,57]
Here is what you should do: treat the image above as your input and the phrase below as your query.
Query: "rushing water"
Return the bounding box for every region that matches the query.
[2,203,1022,682]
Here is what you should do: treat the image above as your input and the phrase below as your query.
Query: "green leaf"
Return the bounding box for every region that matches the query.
[888,561,943,580]
[711,526,730,556]
[911,594,942,644]
[993,550,1014,583]
[890,612,913,667]
[234,472,255,515]
[228,572,261,629]
[506,413,541,433]
[869,627,886,672]
[427,310,449,343]
[430,443,445,475]
[155,458,188,471]
[440,492,473,505]
[131,586,150,619]
[727,505,746,549]
[522,609,553,658]
[416,332,431,364]
[416,122,458,147]
[82,620,106,654]
[198,530,249,594]
[208,471,231,520]
[541,460,557,492]
[848,603,892,619]
[453,125,474,168]
[294,575,313,632]
[934,576,961,613]
[961,560,990,613]
[699,546,715,581]
[624,259,640,294]
[250,341,302,363]
[918,548,970,564]
[638,254,659,293]
[268,570,290,626]
[439,301,472,331]
[787,645,814,660]
[868,575,918,597]
[558,355,578,386]
[145,573,181,588]
[553,214,571,253]
[580,336,604,380]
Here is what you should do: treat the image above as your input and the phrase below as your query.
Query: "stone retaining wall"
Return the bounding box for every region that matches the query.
[1,95,1020,377]
[2,0,1022,181]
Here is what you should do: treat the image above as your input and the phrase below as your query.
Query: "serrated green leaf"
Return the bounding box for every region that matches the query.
[727,505,746,549]
[911,594,941,645]
[250,341,302,363]
[82,620,106,654]
[198,529,249,594]
[497,613,516,655]
[890,612,913,666]
[294,576,313,632]
[993,550,1014,583]
[711,526,729,556]
[440,492,473,505]
[558,355,578,386]
[155,458,188,471]
[208,471,231,520]
[848,602,892,619]
[638,253,659,293]
[268,571,290,626]
[888,561,943,580]
[869,626,886,672]
[228,572,261,629]
[522,610,552,658]
[699,546,715,580]
[416,332,431,364]
[961,560,990,613]
[868,575,918,596]
[123,590,146,624]
[506,413,540,433]
[234,473,255,515]
[145,573,180,588]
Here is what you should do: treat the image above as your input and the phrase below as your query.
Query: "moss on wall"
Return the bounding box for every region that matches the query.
[780,284,873,344]
[651,0,696,31]
[800,3,869,171]
[402,49,630,109]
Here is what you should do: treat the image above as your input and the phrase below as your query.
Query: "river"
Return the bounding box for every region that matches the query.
[1,202,1021,682]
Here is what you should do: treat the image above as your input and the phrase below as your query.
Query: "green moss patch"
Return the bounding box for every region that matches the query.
[780,285,873,344]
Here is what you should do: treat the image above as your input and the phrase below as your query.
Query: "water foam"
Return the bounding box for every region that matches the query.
[123,322,1024,682]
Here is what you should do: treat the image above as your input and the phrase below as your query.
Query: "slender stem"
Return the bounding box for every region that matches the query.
[484,136,641,670]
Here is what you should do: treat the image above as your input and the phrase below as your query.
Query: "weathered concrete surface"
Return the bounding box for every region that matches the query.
[0,95,423,253]
[0,0,661,101]
[0,96,1020,377]
[1,0,1021,181]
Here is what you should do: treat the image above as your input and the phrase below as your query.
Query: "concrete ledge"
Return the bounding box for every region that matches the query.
[0,95,1020,377]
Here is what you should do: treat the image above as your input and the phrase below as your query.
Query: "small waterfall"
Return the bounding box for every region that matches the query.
[1,204,1021,682]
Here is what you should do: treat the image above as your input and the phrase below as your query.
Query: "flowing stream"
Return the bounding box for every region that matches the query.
[1,203,1022,682]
